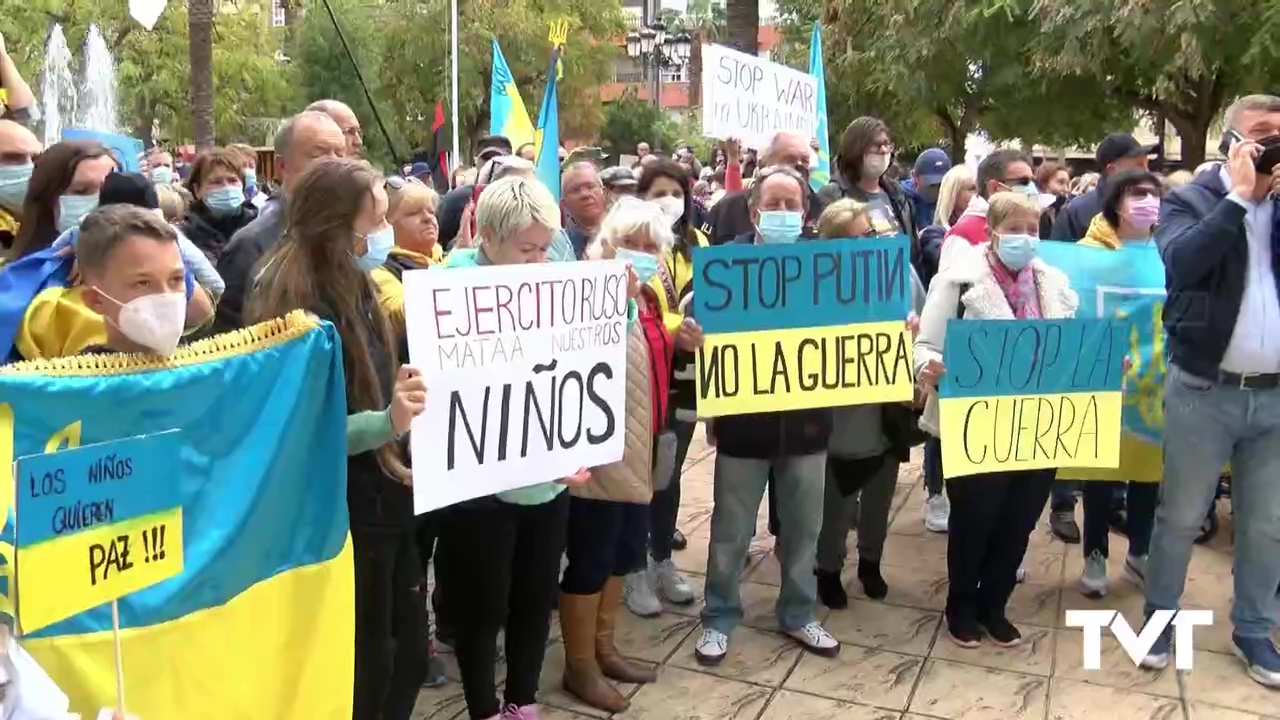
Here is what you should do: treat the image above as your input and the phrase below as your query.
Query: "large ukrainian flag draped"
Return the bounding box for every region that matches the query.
[489,40,536,150]
[808,22,831,191]
[0,311,353,718]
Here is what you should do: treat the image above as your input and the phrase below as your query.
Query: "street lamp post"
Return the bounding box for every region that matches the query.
[624,21,692,113]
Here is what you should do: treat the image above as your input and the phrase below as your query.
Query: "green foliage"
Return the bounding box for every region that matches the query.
[601,90,673,157]
[0,0,296,145]
[292,0,626,167]
[773,0,1132,163]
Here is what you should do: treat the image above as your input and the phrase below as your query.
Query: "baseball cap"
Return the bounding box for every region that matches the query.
[409,162,432,178]
[600,166,638,190]
[913,148,951,185]
[100,172,159,210]
[561,146,609,168]
[1096,133,1156,167]
[475,134,513,162]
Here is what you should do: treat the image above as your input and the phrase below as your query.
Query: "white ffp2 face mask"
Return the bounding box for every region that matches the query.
[102,291,187,355]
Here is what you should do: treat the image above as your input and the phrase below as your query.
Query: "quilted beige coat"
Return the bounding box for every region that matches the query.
[571,321,654,504]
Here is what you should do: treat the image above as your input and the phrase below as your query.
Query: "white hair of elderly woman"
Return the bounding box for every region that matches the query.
[586,196,675,259]
[475,175,562,244]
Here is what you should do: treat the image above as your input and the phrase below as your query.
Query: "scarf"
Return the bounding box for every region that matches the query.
[960,193,989,220]
[986,249,1041,319]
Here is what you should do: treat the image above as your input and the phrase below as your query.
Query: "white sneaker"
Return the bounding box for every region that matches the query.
[622,569,662,617]
[787,621,841,657]
[923,493,949,533]
[694,628,729,665]
[1079,550,1110,598]
[653,558,695,605]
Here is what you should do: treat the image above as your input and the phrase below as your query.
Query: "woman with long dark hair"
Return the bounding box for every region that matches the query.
[246,157,427,720]
[10,140,115,259]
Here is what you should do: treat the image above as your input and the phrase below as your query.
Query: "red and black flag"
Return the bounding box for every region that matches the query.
[410,101,451,193]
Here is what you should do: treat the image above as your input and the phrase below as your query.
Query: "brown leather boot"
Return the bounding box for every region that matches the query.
[597,576,658,683]
[559,592,629,712]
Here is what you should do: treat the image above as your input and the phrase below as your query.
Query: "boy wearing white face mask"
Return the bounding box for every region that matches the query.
[77,205,191,356]
[914,192,1081,649]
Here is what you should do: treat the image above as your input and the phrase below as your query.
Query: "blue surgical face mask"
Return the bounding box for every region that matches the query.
[616,247,660,284]
[244,168,257,188]
[995,233,1039,271]
[355,225,395,271]
[150,166,174,185]
[57,194,100,233]
[757,210,803,244]
[205,185,245,215]
[0,162,34,212]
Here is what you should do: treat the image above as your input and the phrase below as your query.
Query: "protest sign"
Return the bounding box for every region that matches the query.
[692,236,914,416]
[700,43,818,150]
[1038,242,1165,481]
[938,319,1127,478]
[404,261,629,512]
[61,130,145,173]
[15,431,184,634]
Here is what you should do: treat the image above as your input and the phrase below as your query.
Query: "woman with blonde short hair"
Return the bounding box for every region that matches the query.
[434,176,599,720]
[915,192,1089,650]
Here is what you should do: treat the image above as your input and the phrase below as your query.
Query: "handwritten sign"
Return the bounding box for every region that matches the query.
[15,431,184,633]
[61,129,145,173]
[404,261,629,513]
[938,319,1127,478]
[692,237,914,416]
[700,43,818,150]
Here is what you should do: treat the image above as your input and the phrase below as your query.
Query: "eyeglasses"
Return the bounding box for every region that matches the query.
[871,142,895,153]
[385,176,424,191]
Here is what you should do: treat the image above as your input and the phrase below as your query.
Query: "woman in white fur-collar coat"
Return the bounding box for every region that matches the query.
[912,192,1079,651]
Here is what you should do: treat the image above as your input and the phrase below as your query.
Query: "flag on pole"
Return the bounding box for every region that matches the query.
[427,101,450,193]
[489,40,536,149]
[534,50,562,205]
[808,23,831,191]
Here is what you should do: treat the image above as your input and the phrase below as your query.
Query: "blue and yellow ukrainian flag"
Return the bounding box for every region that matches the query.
[534,50,562,206]
[489,40,536,150]
[808,22,831,191]
[0,310,353,718]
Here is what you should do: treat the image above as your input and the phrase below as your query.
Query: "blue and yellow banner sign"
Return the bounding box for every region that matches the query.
[692,236,914,416]
[1039,242,1165,481]
[16,431,185,634]
[0,311,353,719]
[938,318,1127,478]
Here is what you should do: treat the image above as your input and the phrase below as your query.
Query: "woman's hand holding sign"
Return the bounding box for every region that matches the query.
[918,358,946,389]
[390,365,427,437]
[674,317,704,352]
[558,467,593,487]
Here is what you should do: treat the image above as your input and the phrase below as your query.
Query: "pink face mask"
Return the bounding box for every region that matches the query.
[1126,195,1161,231]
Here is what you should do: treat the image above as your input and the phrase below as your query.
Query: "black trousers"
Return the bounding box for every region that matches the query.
[944,469,1054,623]
[562,497,649,594]
[352,526,428,720]
[435,492,570,719]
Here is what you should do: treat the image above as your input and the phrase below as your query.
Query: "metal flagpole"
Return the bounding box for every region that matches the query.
[450,0,461,169]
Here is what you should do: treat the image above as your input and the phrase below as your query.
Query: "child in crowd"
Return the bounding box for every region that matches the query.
[914,192,1079,647]
[76,204,191,357]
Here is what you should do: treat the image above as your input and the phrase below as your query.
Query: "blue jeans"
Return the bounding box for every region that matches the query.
[1146,364,1280,638]
[702,452,826,634]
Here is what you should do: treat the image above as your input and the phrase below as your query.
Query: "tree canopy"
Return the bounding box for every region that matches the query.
[292,0,626,166]
[1,0,295,147]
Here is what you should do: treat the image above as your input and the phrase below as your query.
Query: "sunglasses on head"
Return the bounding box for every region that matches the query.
[385,175,424,191]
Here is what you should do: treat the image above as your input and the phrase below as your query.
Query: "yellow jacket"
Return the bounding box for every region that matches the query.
[371,245,444,329]
[646,229,708,335]
[1078,213,1127,250]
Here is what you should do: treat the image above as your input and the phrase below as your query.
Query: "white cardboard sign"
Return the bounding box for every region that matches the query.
[404,261,629,513]
[700,43,818,149]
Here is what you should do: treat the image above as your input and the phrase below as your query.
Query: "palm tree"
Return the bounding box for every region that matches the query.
[686,0,729,109]
[724,0,758,55]
[189,0,216,149]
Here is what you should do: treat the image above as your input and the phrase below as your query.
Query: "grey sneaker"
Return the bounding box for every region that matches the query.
[1123,554,1147,589]
[923,493,949,533]
[623,569,662,617]
[654,558,695,605]
[1079,550,1110,598]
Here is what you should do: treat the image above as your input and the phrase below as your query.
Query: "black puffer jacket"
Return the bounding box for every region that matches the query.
[180,201,258,263]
